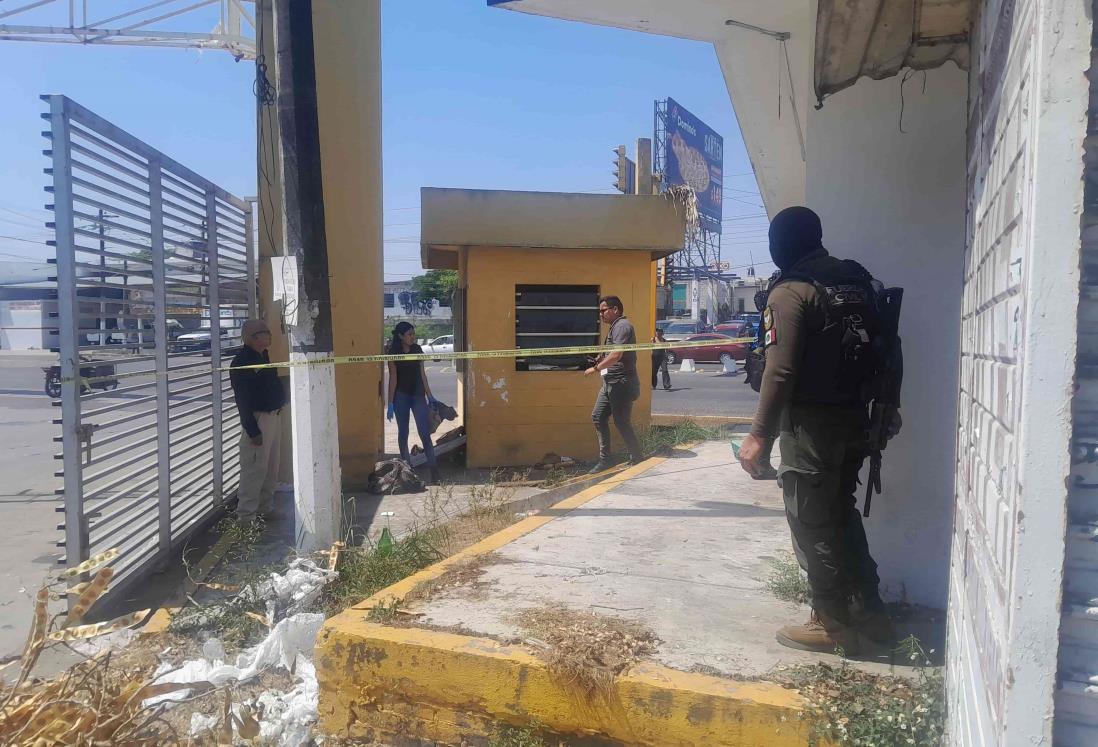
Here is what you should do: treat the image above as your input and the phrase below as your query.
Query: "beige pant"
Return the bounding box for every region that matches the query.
[237,410,282,518]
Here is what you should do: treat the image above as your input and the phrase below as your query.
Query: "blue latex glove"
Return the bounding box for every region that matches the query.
[386,402,395,421]
[428,395,439,406]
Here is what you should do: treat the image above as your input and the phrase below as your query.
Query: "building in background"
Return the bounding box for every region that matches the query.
[382,279,452,320]
[420,187,684,466]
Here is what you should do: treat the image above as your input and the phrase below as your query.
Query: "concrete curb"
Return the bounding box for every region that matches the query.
[315,453,815,746]
[316,621,812,747]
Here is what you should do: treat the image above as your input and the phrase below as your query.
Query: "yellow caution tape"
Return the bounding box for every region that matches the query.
[60,336,756,386]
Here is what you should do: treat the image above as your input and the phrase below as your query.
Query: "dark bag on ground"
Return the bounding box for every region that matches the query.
[427,399,458,434]
[367,459,425,495]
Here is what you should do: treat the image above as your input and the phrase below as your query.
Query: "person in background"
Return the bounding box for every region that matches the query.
[229,319,285,524]
[651,328,671,391]
[585,295,644,472]
[386,321,441,484]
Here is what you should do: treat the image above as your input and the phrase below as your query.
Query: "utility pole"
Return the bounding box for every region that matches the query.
[272,0,342,551]
[635,137,653,196]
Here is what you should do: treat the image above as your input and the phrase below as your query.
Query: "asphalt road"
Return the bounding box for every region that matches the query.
[0,353,64,663]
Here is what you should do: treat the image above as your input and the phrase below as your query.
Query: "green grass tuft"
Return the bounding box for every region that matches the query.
[640,421,723,456]
[488,724,549,747]
[780,636,945,746]
[326,531,442,611]
[765,553,811,605]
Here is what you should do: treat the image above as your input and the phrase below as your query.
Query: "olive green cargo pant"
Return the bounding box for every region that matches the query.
[778,404,881,614]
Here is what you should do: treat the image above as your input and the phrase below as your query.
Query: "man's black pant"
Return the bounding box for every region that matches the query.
[592,376,642,463]
[778,404,881,615]
[651,352,671,389]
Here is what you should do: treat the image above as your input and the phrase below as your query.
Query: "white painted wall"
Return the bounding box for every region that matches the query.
[0,304,47,350]
[947,0,1093,744]
[805,65,969,608]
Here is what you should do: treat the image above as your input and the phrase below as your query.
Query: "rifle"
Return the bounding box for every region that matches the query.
[863,287,904,517]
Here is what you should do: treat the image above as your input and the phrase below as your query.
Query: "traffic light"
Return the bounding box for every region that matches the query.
[613,145,628,193]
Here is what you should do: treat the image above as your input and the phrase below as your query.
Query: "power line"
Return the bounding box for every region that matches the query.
[0,215,51,232]
[0,234,51,247]
[0,204,51,221]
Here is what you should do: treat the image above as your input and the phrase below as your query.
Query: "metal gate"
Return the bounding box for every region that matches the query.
[46,95,256,598]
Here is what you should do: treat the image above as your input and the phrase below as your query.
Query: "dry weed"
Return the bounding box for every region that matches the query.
[403,552,505,606]
[513,607,659,695]
[0,549,223,746]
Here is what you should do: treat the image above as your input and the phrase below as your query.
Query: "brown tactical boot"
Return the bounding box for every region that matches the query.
[776,609,861,656]
[850,597,896,646]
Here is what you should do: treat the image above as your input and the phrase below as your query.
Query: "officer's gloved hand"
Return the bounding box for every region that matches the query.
[386,402,395,421]
[428,395,439,406]
[886,407,903,440]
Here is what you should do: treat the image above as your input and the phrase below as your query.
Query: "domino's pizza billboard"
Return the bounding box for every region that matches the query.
[663,97,723,234]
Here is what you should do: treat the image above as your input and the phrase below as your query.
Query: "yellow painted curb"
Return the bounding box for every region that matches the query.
[651,413,753,427]
[317,452,817,745]
[315,621,812,746]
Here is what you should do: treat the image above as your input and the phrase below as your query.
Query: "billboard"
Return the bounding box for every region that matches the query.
[662,97,723,234]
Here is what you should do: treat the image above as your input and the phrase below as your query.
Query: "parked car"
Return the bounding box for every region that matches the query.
[421,334,454,361]
[714,320,751,339]
[662,320,707,341]
[174,327,228,353]
[667,333,748,364]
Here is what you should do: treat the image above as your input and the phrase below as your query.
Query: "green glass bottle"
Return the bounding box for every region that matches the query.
[377,526,394,557]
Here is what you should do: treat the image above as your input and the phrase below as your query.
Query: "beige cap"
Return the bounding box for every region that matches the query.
[241,319,271,340]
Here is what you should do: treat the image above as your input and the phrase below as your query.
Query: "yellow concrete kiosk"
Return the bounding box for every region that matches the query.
[420,188,686,467]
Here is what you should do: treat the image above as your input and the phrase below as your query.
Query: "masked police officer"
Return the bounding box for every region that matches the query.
[738,206,900,655]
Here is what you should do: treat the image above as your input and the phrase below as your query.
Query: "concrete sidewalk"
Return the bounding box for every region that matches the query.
[317,441,945,745]
[408,440,941,677]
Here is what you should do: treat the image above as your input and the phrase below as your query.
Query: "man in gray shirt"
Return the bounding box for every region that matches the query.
[584,295,644,472]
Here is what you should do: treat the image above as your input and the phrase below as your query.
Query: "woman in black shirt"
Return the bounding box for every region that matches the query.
[386,321,439,483]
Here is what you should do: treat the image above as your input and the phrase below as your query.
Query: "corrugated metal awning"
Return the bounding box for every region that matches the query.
[814,0,972,104]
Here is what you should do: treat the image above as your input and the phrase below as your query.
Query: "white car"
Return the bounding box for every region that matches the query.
[421,334,454,361]
[662,320,706,341]
[174,328,229,354]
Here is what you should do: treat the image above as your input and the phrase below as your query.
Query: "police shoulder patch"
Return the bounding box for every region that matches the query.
[763,307,773,330]
[763,306,777,346]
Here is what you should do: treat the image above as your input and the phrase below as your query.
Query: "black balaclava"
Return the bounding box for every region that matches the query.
[769,206,824,271]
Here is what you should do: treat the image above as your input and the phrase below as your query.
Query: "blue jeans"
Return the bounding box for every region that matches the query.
[394,391,436,466]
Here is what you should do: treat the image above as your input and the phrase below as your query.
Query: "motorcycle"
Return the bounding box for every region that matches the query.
[44,357,119,398]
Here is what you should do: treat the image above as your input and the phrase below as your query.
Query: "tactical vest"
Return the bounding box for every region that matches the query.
[769,253,884,406]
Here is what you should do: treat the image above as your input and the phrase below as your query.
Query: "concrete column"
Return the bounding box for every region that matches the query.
[272,0,342,550]
[312,0,384,488]
[256,0,294,486]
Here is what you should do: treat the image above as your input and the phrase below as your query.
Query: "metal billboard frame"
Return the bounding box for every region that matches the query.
[654,98,723,277]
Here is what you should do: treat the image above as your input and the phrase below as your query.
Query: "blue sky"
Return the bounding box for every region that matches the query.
[0,0,770,280]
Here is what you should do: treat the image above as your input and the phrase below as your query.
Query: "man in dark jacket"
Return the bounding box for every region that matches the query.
[737,207,900,655]
[230,319,285,522]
